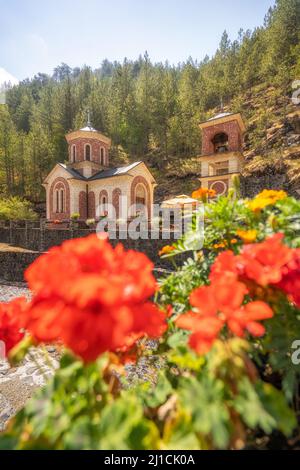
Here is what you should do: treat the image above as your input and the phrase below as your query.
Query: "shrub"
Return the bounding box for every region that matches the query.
[70,212,80,221]
[86,218,96,227]
[0,197,37,221]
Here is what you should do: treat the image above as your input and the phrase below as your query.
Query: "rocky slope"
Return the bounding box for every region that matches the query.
[144,84,300,201]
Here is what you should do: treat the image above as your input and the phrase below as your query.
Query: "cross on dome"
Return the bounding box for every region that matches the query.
[80,109,97,132]
[87,109,91,127]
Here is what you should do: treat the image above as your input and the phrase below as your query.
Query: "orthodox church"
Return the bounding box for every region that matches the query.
[198,111,246,195]
[44,117,156,221]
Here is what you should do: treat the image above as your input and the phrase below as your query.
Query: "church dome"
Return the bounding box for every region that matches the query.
[79,125,98,132]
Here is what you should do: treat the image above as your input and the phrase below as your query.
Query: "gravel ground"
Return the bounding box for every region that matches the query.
[0,283,56,432]
[0,348,59,432]
[0,350,59,429]
[0,283,163,434]
[0,282,30,302]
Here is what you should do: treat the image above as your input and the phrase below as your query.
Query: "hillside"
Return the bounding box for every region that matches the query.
[0,0,299,204]
[146,83,300,201]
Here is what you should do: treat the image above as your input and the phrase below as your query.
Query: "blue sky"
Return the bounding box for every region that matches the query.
[0,0,275,80]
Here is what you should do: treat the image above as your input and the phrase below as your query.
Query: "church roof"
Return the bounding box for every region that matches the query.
[89,161,142,180]
[58,164,86,180]
[59,161,142,181]
[208,112,233,121]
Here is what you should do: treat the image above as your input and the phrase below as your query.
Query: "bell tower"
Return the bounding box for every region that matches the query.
[198,112,246,196]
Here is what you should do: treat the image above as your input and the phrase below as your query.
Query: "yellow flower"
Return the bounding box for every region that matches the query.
[213,241,227,250]
[247,190,287,212]
[230,238,238,245]
[236,229,257,244]
[258,189,287,200]
[159,245,175,256]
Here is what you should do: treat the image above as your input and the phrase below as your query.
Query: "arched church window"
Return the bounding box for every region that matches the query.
[100,195,107,207]
[212,133,229,153]
[55,190,60,213]
[85,144,91,161]
[99,191,108,218]
[72,145,76,162]
[55,187,65,213]
[135,183,146,206]
[60,189,64,213]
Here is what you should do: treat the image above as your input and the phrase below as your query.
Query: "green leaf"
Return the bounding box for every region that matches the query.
[141,372,173,408]
[256,381,297,437]
[234,377,277,433]
[178,375,230,449]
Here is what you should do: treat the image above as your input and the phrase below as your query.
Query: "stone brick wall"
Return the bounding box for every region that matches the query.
[112,188,122,218]
[0,251,41,282]
[88,191,96,218]
[0,228,186,282]
[68,138,109,165]
[202,120,243,155]
[79,191,87,219]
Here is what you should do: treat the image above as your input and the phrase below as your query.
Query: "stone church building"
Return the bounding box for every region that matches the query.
[44,111,246,221]
[44,120,156,221]
[198,112,246,195]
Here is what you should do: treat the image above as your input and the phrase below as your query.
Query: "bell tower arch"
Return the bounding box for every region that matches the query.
[198,112,246,196]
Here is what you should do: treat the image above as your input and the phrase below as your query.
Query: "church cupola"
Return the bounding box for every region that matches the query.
[198,112,246,197]
[65,112,111,177]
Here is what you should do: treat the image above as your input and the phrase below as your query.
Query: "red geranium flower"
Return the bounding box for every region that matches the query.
[225,301,274,338]
[0,298,27,355]
[238,233,292,286]
[175,275,273,355]
[209,250,239,283]
[276,248,300,308]
[24,235,167,362]
[176,313,223,354]
[177,233,300,355]
[191,273,248,316]
[210,234,293,286]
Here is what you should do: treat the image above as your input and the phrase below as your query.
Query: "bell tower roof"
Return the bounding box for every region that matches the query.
[208,112,232,121]
[199,112,246,133]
